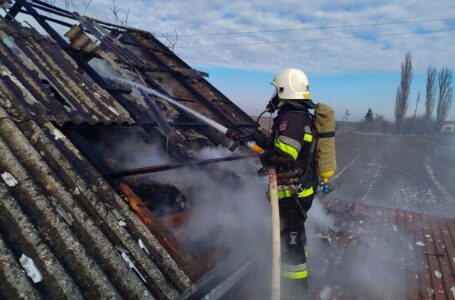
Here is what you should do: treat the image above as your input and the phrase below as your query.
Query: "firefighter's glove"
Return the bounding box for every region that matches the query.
[250,131,270,149]
[259,151,272,167]
[257,167,268,177]
[225,128,240,141]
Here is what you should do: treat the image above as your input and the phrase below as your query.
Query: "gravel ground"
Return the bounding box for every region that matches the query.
[332,132,455,216]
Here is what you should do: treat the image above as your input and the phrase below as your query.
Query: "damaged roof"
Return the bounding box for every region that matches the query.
[307,198,455,300]
[0,0,259,299]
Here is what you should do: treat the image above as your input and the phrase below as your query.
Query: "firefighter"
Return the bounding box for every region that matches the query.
[255,68,318,293]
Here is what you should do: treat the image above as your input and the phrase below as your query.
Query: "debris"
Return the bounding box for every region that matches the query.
[426,288,434,297]
[408,243,413,251]
[19,254,43,283]
[416,241,425,247]
[111,209,123,221]
[424,251,445,257]
[1,172,18,187]
[56,205,74,225]
[392,225,398,232]
[434,271,442,279]
[118,220,127,227]
[314,233,332,244]
[138,239,150,255]
[425,234,431,238]
[319,286,332,300]
[451,286,455,299]
[121,253,147,283]
[51,128,65,141]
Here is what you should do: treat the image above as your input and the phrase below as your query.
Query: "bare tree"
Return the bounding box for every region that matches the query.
[110,0,129,26]
[411,91,420,134]
[395,52,412,132]
[425,66,437,128]
[162,26,179,51]
[43,0,91,9]
[435,67,453,132]
[82,0,93,9]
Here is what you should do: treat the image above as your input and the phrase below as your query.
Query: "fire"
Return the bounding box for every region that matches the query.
[119,182,218,280]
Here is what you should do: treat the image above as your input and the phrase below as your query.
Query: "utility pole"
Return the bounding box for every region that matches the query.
[343,109,350,121]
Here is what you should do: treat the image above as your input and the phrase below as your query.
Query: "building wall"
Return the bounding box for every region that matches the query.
[442,123,455,133]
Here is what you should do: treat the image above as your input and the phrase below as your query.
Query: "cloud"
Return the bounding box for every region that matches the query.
[74,0,455,75]
[11,0,455,75]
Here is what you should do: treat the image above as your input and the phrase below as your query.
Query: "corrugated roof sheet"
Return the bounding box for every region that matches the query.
[0,101,192,299]
[0,5,259,297]
[0,19,133,125]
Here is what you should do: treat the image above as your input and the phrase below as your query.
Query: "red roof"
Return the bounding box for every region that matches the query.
[307,198,455,299]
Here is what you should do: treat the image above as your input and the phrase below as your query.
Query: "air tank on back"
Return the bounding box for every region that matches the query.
[314,103,337,184]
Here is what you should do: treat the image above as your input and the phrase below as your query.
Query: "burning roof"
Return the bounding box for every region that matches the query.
[0,1,259,299]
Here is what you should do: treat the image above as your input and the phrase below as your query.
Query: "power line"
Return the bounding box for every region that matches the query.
[165,17,455,38]
[175,28,455,49]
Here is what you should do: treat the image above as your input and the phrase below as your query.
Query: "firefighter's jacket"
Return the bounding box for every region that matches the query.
[256,102,317,199]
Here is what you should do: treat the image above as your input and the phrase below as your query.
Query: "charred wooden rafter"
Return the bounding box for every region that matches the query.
[104,155,255,178]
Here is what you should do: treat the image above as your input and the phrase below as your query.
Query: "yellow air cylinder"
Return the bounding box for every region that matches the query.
[314,103,337,182]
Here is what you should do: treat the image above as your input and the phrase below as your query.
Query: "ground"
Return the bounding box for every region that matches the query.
[333,132,455,216]
[303,132,455,299]
[224,131,455,300]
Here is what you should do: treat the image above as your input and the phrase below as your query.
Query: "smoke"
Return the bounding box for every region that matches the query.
[106,130,424,298]
[105,135,270,294]
[302,197,416,299]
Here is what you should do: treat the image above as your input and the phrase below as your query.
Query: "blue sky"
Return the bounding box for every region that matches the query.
[10,0,455,121]
[198,66,430,121]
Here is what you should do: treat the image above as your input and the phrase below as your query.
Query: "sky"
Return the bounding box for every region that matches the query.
[7,0,455,121]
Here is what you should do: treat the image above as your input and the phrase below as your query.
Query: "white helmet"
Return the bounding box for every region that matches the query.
[271,68,311,104]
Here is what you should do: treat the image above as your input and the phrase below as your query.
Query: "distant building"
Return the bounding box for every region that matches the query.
[441,121,455,134]
[336,121,359,132]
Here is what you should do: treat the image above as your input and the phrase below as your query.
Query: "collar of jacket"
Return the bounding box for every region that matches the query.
[278,100,315,115]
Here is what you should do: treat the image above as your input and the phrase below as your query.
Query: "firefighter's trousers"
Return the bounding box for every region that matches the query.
[279,192,314,291]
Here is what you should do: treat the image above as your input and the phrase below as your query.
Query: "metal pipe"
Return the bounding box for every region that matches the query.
[103,155,256,178]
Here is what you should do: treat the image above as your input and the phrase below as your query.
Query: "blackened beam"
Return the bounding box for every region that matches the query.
[75,14,145,67]
[29,0,126,34]
[18,9,75,28]
[31,0,148,35]
[5,1,23,20]
[138,33,256,129]
[124,33,239,128]
[138,74,227,146]
[176,257,255,300]
[118,36,169,53]
[138,89,177,139]
[103,155,256,178]
[29,2,74,19]
[201,258,254,299]
[19,1,154,124]
[70,122,257,128]
[30,0,73,16]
